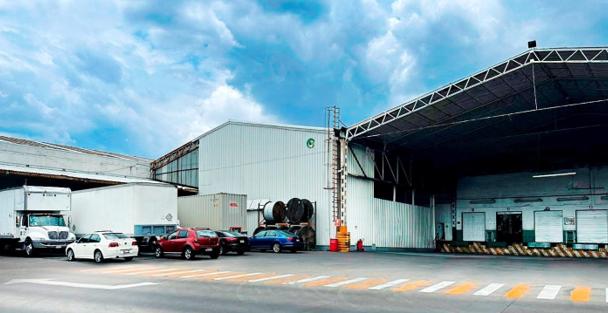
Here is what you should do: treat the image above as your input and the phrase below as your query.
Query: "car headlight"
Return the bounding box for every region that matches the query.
[68,234,76,240]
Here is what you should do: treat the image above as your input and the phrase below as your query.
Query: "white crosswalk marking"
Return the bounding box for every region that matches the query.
[473,283,504,296]
[287,275,330,285]
[214,273,263,281]
[419,281,455,293]
[369,279,410,290]
[181,271,232,279]
[249,274,294,283]
[325,278,367,288]
[537,285,561,300]
[605,288,608,303]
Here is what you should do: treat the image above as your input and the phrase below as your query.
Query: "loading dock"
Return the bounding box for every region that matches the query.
[534,210,563,243]
[462,212,485,242]
[496,211,522,244]
[576,210,608,244]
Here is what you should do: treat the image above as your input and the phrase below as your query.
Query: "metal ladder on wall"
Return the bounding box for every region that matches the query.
[325,106,342,226]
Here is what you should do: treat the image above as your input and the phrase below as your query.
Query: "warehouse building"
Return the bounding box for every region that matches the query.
[153,121,331,244]
[0,135,157,190]
[345,47,608,254]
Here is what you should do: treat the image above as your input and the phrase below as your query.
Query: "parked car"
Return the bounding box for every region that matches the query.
[249,230,303,253]
[154,228,220,260]
[66,231,138,263]
[215,230,249,255]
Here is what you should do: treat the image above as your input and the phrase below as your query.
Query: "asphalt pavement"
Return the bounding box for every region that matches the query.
[1,250,607,313]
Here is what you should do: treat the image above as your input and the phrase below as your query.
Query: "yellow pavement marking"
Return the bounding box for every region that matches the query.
[126,267,182,276]
[181,271,232,279]
[345,278,387,290]
[82,266,150,274]
[221,273,271,282]
[196,272,245,281]
[446,282,476,295]
[265,274,310,286]
[101,266,160,274]
[570,286,591,303]
[392,280,432,292]
[303,276,347,288]
[505,284,530,300]
[148,269,208,277]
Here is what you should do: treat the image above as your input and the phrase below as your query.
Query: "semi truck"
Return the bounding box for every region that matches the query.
[0,186,76,256]
[71,183,179,250]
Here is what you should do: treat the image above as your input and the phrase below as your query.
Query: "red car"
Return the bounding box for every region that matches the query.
[154,228,220,260]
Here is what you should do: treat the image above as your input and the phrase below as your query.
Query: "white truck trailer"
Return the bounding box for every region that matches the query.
[0,186,76,256]
[71,183,178,249]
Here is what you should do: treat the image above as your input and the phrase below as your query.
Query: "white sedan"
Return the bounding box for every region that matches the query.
[66,231,139,263]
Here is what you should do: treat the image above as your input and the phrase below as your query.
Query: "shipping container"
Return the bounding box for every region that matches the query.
[71,183,178,246]
[178,193,247,231]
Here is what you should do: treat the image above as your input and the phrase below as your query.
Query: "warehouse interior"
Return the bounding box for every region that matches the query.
[346,47,608,248]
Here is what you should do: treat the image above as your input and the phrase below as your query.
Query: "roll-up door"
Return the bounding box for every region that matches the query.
[462,212,485,242]
[577,210,608,243]
[534,210,563,243]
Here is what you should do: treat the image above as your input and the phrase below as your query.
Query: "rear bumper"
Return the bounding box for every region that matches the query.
[105,247,139,259]
[195,246,220,254]
[33,240,74,249]
[224,243,250,251]
[282,242,304,250]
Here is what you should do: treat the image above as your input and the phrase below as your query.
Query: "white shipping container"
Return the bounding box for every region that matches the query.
[71,183,178,236]
[178,193,247,231]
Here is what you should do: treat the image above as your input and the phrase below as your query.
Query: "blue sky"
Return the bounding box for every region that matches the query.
[0,0,607,158]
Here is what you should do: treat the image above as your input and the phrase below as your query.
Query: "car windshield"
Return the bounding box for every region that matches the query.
[196,230,217,238]
[103,233,128,239]
[220,231,238,237]
[277,231,296,237]
[29,215,66,227]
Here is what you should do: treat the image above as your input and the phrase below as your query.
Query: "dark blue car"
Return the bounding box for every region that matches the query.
[249,230,303,253]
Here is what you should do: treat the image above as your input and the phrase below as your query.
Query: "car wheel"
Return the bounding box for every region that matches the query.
[290,248,297,253]
[237,250,245,255]
[272,243,281,253]
[124,257,133,262]
[183,246,195,260]
[220,246,226,255]
[154,246,163,258]
[94,250,104,263]
[66,249,75,261]
[210,248,220,259]
[24,240,34,257]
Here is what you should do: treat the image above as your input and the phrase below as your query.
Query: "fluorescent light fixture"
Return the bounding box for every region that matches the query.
[532,172,576,178]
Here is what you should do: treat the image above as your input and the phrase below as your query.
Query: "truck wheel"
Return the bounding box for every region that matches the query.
[272,243,281,253]
[183,246,195,260]
[154,246,164,258]
[24,240,34,257]
[66,249,75,261]
[94,250,104,263]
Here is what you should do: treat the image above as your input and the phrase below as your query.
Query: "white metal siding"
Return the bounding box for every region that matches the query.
[534,210,563,243]
[197,122,331,245]
[178,193,246,230]
[345,145,434,249]
[577,210,608,243]
[462,212,485,241]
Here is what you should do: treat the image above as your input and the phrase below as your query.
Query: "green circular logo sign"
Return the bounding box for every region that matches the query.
[306,138,315,149]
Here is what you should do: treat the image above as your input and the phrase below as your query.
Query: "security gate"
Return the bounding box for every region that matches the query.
[462,212,485,242]
[577,210,608,243]
[534,210,563,243]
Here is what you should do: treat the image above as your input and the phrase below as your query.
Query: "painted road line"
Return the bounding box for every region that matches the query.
[214,273,263,281]
[570,286,591,303]
[264,274,309,286]
[420,281,455,293]
[345,278,387,290]
[303,276,348,287]
[393,280,432,292]
[98,266,155,274]
[537,285,561,300]
[126,268,180,276]
[606,288,608,303]
[181,271,232,279]
[369,279,409,290]
[505,284,530,300]
[5,279,157,290]
[473,283,504,296]
[325,278,368,288]
[287,275,330,285]
[446,282,476,295]
[149,269,207,277]
[249,274,294,283]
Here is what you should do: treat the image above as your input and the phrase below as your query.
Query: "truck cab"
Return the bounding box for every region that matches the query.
[18,212,75,256]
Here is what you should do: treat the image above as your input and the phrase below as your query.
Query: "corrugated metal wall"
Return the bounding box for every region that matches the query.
[178,193,246,230]
[345,144,434,249]
[197,122,331,245]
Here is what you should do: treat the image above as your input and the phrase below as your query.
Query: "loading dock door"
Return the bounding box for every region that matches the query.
[462,212,485,242]
[577,210,608,243]
[534,210,563,243]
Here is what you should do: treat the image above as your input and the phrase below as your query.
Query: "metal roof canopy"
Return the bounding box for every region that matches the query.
[347,47,608,175]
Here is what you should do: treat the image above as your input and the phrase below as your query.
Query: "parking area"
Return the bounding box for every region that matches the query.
[1,251,608,312]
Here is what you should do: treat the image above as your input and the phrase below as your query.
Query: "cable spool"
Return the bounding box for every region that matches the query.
[263,201,286,223]
[286,198,305,223]
[301,199,314,222]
